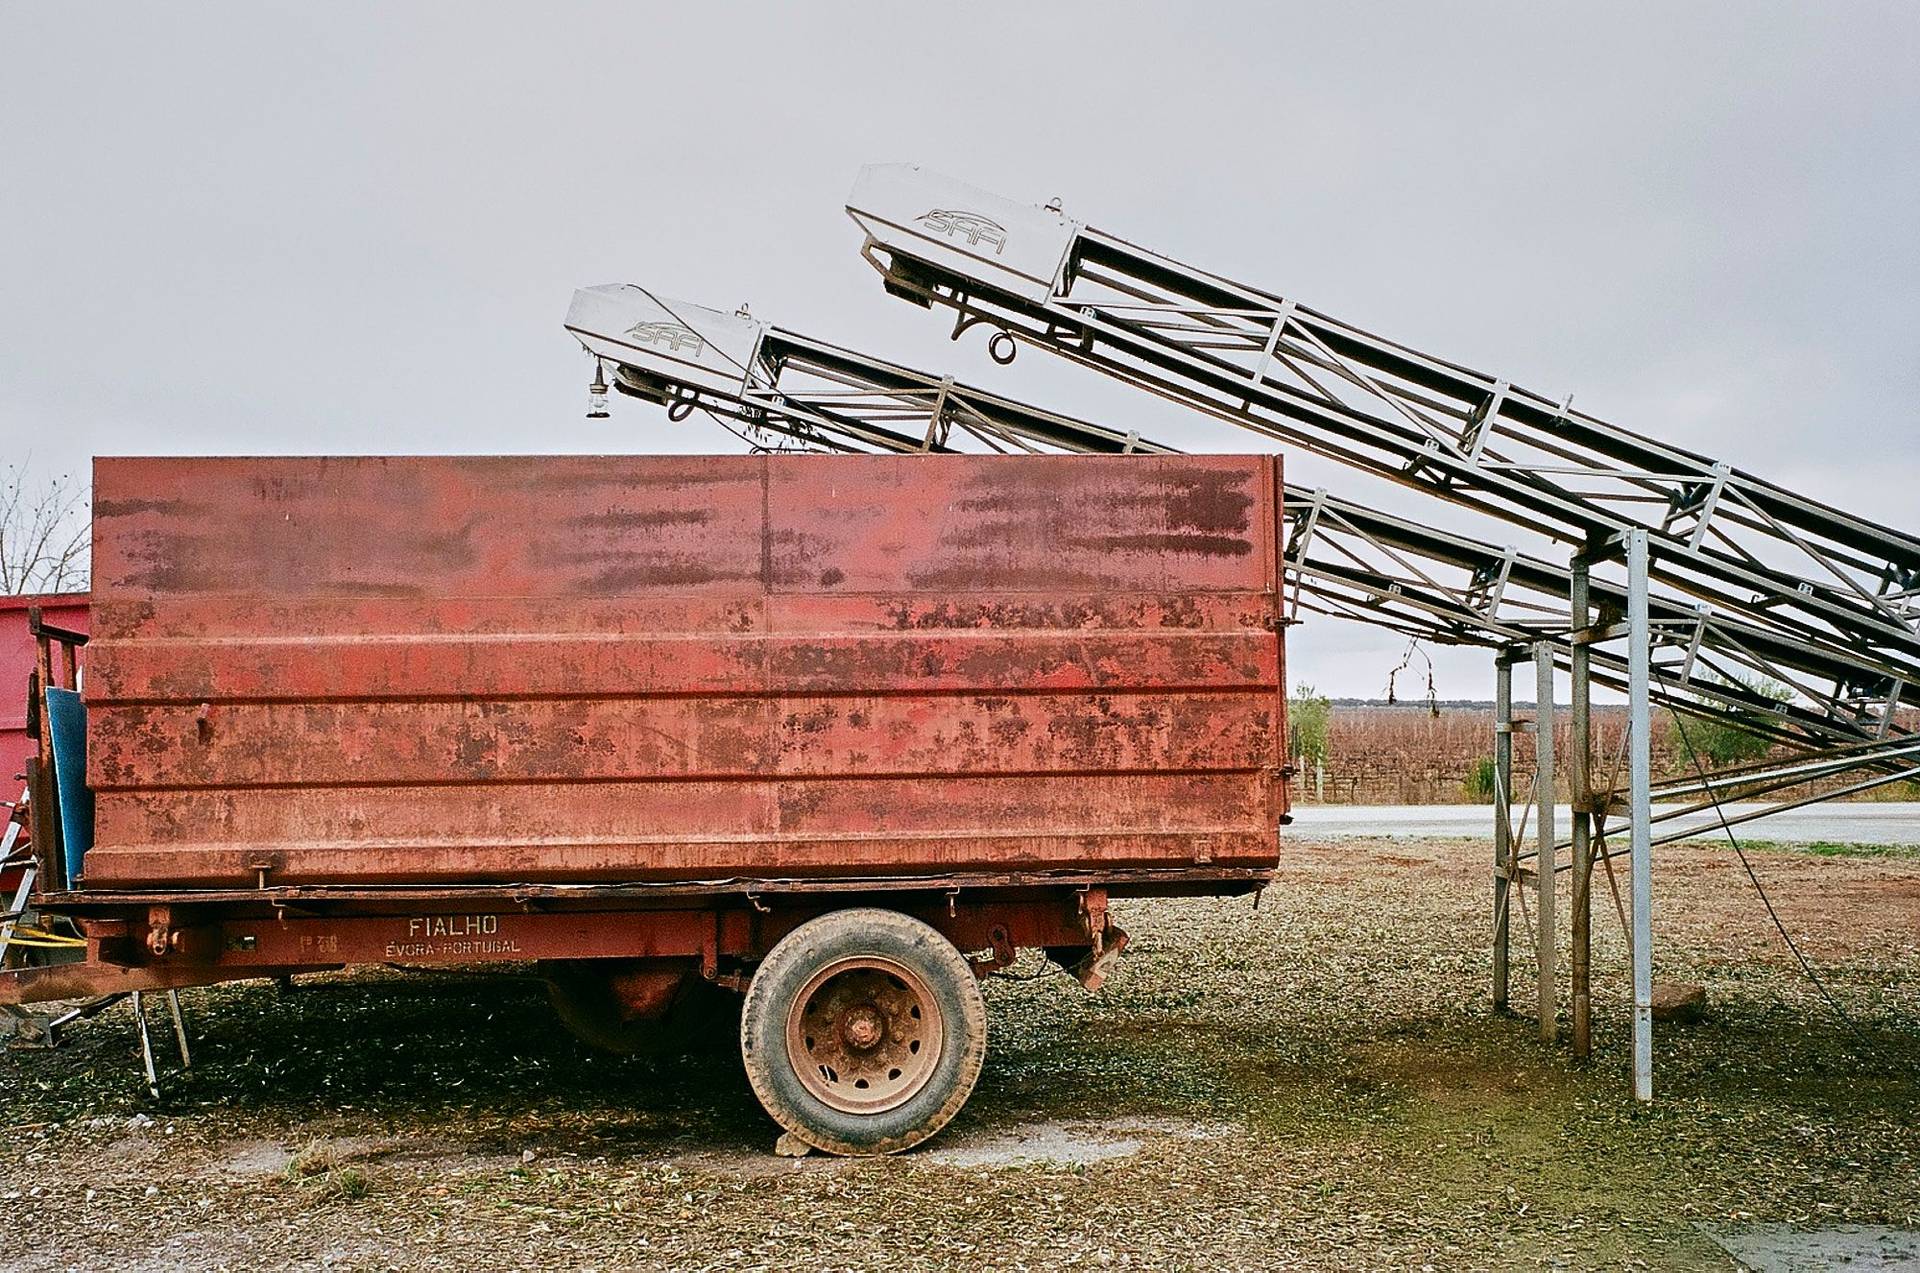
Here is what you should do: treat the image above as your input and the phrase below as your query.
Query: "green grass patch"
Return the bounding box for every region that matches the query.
[1799,840,1920,859]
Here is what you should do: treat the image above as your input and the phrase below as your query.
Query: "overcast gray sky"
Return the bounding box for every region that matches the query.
[3,2,1915,698]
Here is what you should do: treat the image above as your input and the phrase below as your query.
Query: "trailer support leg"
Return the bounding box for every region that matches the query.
[131,991,160,1100]
[166,990,191,1069]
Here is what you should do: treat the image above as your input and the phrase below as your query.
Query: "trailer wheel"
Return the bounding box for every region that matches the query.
[740,908,986,1156]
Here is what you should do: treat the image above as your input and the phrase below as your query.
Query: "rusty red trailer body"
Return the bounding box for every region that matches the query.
[76,452,1287,890]
[9,452,1285,1154]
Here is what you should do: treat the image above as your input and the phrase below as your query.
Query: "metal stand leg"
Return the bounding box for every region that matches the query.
[1534,642,1557,1043]
[1570,557,1593,1059]
[33,994,125,1049]
[165,990,191,1069]
[131,991,160,1100]
[1627,528,1654,1102]
[1492,656,1514,1013]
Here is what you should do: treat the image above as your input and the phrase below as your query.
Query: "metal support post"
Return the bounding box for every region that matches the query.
[1492,655,1514,1012]
[1627,528,1654,1102]
[1570,557,1593,1058]
[1533,641,1557,1042]
[34,993,126,1049]
[165,990,192,1069]
[131,991,160,1100]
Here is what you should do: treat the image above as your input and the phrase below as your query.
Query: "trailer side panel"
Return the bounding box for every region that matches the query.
[82,453,1286,886]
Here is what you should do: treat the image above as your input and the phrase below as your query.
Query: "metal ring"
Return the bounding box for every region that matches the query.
[667,395,696,422]
[785,955,944,1116]
[987,331,1018,365]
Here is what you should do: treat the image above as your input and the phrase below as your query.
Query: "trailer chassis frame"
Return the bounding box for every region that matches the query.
[2,868,1268,1007]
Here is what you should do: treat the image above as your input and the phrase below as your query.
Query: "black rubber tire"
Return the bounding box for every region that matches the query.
[740,908,987,1156]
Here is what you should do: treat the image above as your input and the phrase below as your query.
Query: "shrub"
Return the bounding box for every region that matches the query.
[1288,683,1331,771]
[1669,674,1793,769]
[1461,754,1499,803]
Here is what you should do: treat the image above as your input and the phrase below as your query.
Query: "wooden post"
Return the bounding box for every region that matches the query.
[28,610,63,890]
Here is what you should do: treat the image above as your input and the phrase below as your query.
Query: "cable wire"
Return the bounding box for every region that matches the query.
[1668,710,1861,1036]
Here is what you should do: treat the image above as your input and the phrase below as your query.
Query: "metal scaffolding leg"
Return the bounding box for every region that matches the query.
[1627,528,1654,1102]
[1492,655,1514,1013]
[1534,641,1557,1042]
[1570,557,1593,1059]
[0,863,35,962]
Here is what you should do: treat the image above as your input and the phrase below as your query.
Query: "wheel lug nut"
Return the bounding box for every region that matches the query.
[842,1006,884,1050]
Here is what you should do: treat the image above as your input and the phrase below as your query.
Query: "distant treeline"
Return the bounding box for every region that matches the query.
[1289,700,1918,805]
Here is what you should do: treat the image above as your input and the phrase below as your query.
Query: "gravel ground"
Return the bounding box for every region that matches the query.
[2,835,1915,1271]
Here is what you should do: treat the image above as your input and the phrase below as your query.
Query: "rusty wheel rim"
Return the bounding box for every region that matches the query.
[785,955,944,1115]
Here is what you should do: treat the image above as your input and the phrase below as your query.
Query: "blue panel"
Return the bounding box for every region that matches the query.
[45,688,92,882]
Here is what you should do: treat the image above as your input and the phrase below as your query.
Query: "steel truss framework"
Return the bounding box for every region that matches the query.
[569,167,1920,1098]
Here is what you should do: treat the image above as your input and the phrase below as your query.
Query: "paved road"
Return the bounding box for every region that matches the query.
[1294,802,1920,845]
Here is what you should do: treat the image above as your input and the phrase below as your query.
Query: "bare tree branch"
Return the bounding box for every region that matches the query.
[0,462,90,595]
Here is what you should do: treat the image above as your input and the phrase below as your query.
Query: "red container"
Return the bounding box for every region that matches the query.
[0,591,89,793]
[82,453,1287,889]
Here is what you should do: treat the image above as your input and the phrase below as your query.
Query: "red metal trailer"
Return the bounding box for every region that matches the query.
[1,592,87,785]
[0,592,87,904]
[5,452,1288,1153]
